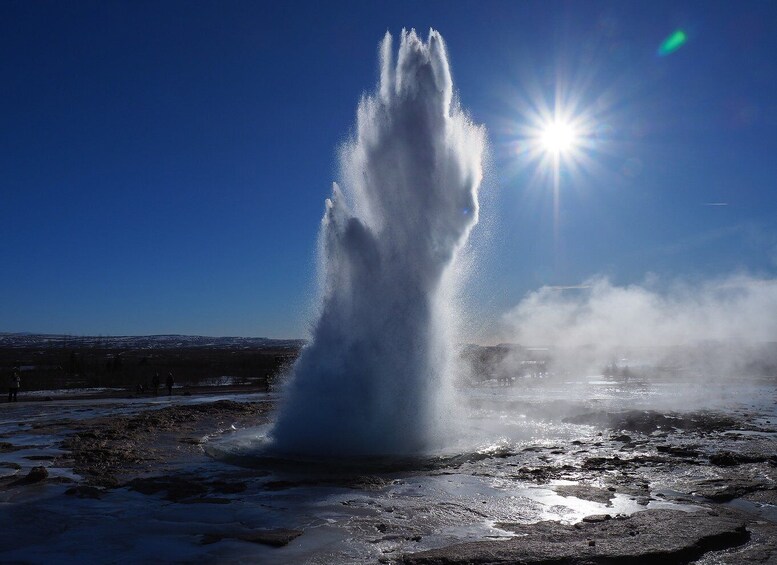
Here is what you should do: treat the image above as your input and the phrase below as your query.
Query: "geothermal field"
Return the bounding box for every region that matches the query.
[1,343,776,563]
[3,24,777,565]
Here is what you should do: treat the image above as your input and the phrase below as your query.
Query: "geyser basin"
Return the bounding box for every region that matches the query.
[270,29,485,457]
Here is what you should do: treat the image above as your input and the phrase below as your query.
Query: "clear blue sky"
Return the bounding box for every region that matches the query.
[2,1,776,338]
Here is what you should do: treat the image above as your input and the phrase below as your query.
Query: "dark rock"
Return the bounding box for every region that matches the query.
[239,529,303,547]
[127,475,207,501]
[742,488,777,507]
[92,475,120,489]
[709,452,741,466]
[202,528,303,547]
[0,442,35,453]
[9,465,48,486]
[656,445,700,458]
[349,475,390,490]
[709,451,766,467]
[582,514,611,522]
[180,497,231,504]
[209,480,247,494]
[65,485,103,499]
[693,478,768,502]
[178,437,204,445]
[28,466,49,482]
[403,509,750,564]
[554,485,615,505]
[564,410,740,434]
[264,480,305,491]
[582,456,630,470]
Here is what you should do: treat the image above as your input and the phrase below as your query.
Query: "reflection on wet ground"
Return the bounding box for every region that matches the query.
[0,377,775,563]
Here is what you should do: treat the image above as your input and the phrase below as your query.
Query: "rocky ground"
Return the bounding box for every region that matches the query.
[2,393,777,563]
[404,508,756,564]
[58,399,270,488]
[399,407,777,564]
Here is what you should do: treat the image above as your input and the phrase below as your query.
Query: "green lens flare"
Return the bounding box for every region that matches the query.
[658,30,687,56]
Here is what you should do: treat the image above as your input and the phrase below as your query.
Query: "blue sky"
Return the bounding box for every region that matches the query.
[2,1,776,338]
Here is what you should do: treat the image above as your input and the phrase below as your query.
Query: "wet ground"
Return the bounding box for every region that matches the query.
[1,376,776,563]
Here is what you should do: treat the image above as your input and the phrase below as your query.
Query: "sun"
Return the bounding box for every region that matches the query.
[507,91,601,186]
[539,120,578,155]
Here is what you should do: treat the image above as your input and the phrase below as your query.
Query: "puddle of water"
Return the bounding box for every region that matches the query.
[726,498,777,523]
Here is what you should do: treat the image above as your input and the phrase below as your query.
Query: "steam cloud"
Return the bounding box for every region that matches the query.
[270,30,485,456]
[501,275,777,376]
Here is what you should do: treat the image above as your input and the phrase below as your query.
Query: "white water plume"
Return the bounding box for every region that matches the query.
[270,29,485,456]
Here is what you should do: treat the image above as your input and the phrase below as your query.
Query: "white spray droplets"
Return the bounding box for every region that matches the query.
[270,29,485,456]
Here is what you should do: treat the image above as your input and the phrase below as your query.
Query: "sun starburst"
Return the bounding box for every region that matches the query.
[539,119,578,155]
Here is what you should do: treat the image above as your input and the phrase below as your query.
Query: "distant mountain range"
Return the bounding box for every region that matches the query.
[0,333,304,350]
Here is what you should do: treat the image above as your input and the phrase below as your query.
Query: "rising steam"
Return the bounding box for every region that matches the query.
[270,30,485,456]
[500,275,777,377]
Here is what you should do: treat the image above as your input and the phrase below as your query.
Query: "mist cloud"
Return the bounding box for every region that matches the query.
[504,275,777,349]
[500,274,777,376]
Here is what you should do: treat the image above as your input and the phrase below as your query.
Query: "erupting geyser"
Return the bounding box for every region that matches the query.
[270,29,485,456]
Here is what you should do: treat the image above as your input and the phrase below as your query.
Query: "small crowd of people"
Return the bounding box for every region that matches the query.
[6,366,183,401]
[135,371,175,396]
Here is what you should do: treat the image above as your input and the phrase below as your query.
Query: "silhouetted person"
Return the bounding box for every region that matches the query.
[166,372,174,396]
[8,367,20,402]
[152,372,160,395]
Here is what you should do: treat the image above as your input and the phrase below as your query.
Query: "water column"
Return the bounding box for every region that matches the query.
[271,29,485,456]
